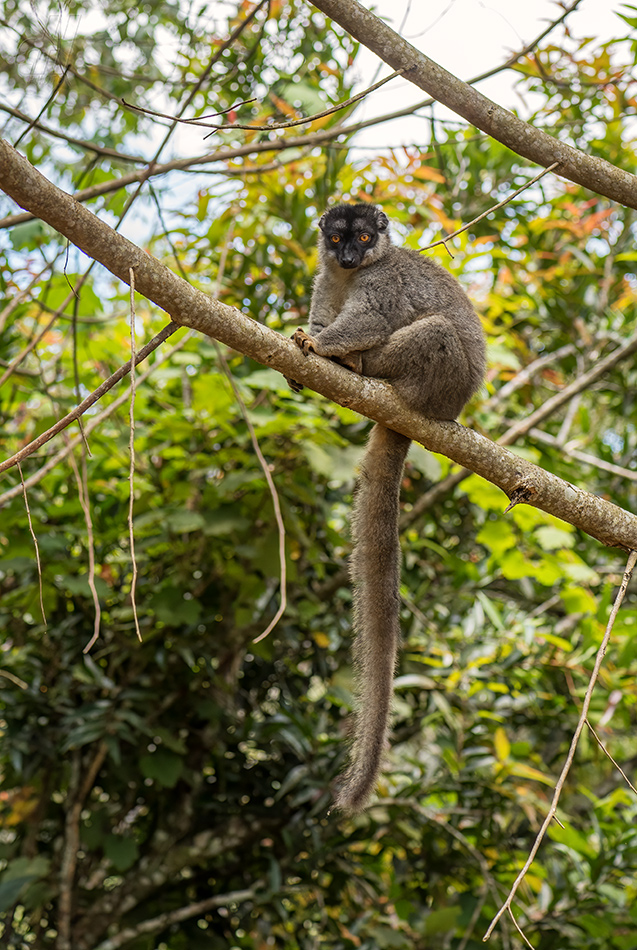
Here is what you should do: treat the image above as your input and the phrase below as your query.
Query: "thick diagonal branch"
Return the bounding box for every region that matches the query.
[308,0,637,210]
[1,137,636,551]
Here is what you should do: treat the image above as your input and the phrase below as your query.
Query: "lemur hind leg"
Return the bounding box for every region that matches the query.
[361,315,480,421]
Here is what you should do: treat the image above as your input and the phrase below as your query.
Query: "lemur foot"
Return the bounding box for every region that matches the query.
[285,376,304,393]
[293,327,317,356]
[333,352,363,374]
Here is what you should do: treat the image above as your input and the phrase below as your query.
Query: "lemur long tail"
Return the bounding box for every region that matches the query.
[334,424,411,814]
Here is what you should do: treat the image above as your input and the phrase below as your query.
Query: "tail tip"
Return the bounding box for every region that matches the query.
[332,776,376,816]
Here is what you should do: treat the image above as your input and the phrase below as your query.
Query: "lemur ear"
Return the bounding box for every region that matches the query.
[376,211,389,232]
[318,212,328,231]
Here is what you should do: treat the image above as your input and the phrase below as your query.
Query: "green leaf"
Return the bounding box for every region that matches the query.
[534,524,575,551]
[423,906,461,934]
[165,510,206,533]
[139,750,184,788]
[103,835,139,872]
[548,823,596,860]
[302,442,362,483]
[476,520,517,558]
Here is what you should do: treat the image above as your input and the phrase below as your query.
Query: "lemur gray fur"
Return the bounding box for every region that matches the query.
[293,203,486,814]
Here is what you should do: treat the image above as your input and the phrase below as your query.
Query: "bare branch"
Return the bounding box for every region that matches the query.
[0,254,61,334]
[483,344,578,409]
[529,428,637,482]
[122,95,257,125]
[58,743,108,950]
[0,3,587,232]
[501,327,637,444]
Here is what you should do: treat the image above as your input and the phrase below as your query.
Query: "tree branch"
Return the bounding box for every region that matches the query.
[92,885,263,950]
[1,137,636,552]
[308,0,637,210]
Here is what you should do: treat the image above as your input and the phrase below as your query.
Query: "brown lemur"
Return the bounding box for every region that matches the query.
[293,203,486,814]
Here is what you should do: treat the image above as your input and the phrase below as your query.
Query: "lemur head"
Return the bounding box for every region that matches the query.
[318,203,390,269]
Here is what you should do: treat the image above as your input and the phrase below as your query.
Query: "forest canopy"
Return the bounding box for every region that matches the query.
[1,1,637,948]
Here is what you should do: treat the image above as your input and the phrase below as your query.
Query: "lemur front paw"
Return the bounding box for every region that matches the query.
[293,327,317,356]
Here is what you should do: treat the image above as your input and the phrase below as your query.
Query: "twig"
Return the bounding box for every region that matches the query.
[13,66,69,148]
[502,326,637,445]
[126,269,142,644]
[122,95,256,125]
[421,162,561,255]
[0,101,146,163]
[201,71,403,135]
[250,423,287,642]
[0,309,59,389]
[0,670,28,689]
[585,719,637,796]
[113,0,269,229]
[18,462,46,626]
[66,448,101,652]
[124,71,404,137]
[482,344,577,411]
[0,254,61,334]
[507,909,534,949]
[556,352,584,443]
[92,885,263,950]
[529,427,637,482]
[484,548,637,942]
[0,322,180,476]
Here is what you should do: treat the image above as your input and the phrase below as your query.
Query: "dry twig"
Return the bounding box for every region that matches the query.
[585,719,637,796]
[18,461,46,626]
[127,269,142,643]
[66,448,101,652]
[123,69,403,136]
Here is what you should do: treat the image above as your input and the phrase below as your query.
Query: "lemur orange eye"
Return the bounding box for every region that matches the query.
[330,235,340,243]
[359,233,370,242]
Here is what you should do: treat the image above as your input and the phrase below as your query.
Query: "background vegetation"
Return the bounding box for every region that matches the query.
[1,1,637,947]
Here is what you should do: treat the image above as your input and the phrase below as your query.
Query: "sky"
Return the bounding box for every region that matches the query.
[350,0,627,147]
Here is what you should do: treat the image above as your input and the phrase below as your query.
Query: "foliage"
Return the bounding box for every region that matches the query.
[1,2,637,948]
